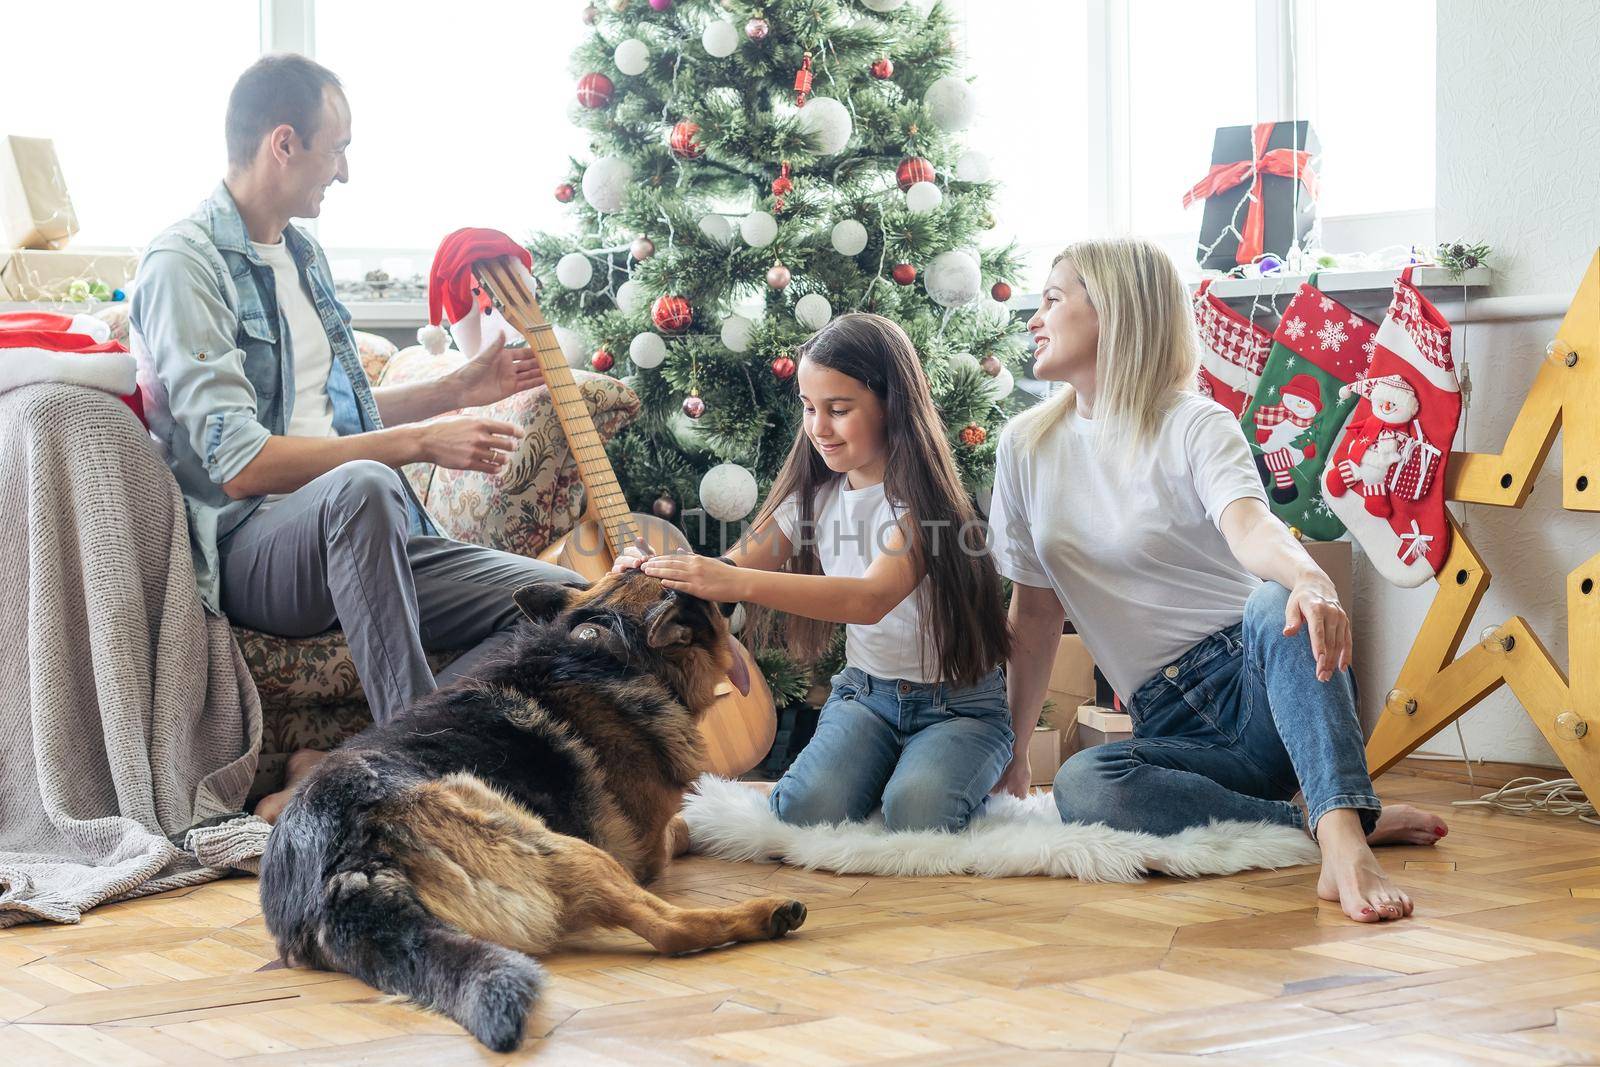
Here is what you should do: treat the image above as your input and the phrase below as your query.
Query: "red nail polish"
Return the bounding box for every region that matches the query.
[1435,825,1447,837]
[1361,907,1374,916]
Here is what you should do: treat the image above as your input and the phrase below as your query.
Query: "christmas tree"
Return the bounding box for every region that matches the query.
[528,0,1028,690]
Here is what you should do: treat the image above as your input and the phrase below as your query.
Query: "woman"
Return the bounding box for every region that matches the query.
[990,238,1446,923]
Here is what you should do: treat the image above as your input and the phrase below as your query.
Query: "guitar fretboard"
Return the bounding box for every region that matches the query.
[474,256,642,557]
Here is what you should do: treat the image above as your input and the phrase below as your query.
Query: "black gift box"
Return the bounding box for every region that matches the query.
[1191,120,1320,271]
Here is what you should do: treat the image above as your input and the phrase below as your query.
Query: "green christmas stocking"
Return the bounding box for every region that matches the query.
[1240,277,1378,540]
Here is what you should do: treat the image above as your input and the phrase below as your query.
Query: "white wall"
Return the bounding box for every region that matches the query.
[1350,0,1600,765]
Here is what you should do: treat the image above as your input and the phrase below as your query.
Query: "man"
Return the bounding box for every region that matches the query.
[133,54,583,817]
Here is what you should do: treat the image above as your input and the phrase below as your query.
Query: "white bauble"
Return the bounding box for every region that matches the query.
[954,149,991,183]
[582,156,633,212]
[727,602,747,635]
[924,75,977,131]
[948,352,980,377]
[701,19,739,58]
[733,289,767,321]
[830,218,869,256]
[740,210,778,248]
[552,323,590,362]
[720,313,755,352]
[905,181,943,214]
[614,279,644,315]
[698,213,733,244]
[629,331,668,369]
[794,292,833,331]
[925,250,982,307]
[555,252,593,289]
[699,463,759,522]
[860,0,906,9]
[613,38,650,76]
[795,97,853,155]
[983,365,1015,403]
[976,297,1011,328]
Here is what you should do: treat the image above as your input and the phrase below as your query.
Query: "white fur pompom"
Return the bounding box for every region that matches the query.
[418,323,449,355]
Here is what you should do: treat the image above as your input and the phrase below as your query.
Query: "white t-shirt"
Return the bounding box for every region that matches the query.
[989,392,1267,700]
[772,478,936,682]
[251,239,336,441]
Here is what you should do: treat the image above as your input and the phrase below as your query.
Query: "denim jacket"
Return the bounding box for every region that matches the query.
[132,182,435,614]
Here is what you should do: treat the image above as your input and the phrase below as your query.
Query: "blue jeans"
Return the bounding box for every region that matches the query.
[1053,582,1379,837]
[770,666,1014,833]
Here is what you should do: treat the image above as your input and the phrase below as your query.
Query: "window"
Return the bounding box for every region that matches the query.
[312,0,592,277]
[6,0,260,248]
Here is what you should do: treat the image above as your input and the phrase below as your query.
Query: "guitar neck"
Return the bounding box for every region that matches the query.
[474,257,642,558]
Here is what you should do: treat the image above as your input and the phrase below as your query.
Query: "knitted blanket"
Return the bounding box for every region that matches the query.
[0,383,268,926]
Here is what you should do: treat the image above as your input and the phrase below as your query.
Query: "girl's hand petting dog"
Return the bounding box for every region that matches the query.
[610,545,648,575]
[640,552,747,602]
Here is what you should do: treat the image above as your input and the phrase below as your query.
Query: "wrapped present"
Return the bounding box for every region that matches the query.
[0,248,138,302]
[1184,121,1320,270]
[1,136,77,250]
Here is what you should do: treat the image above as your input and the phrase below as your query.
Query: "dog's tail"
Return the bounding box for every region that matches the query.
[261,790,543,1052]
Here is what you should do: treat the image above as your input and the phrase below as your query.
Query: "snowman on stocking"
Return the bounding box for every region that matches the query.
[1320,267,1459,587]
[1253,373,1323,505]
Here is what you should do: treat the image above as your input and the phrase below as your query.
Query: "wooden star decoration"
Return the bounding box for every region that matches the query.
[1368,251,1600,798]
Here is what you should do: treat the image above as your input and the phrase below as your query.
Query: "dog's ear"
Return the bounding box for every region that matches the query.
[513,581,582,623]
[645,596,702,649]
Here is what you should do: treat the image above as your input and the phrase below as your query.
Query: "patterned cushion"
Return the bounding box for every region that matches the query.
[240,346,639,758]
[351,329,399,385]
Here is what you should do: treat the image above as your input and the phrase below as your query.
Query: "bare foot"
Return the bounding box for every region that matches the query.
[1314,809,1414,923]
[253,749,328,825]
[1366,803,1448,847]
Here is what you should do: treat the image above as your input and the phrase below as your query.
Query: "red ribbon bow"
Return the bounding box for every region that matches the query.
[1182,122,1319,265]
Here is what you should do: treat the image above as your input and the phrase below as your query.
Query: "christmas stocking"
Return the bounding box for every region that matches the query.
[1193,279,1272,417]
[1321,267,1458,587]
[1240,277,1378,540]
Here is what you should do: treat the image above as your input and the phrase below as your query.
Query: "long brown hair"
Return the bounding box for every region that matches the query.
[748,313,1010,689]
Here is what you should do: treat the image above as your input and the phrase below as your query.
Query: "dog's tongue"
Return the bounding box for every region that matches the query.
[724,636,751,696]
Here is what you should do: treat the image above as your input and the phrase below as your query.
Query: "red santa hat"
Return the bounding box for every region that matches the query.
[1279,372,1323,410]
[0,328,145,425]
[417,227,534,357]
[0,309,111,343]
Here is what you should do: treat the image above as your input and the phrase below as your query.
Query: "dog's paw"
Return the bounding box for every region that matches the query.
[767,900,807,939]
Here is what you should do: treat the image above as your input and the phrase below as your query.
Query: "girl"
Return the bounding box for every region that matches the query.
[621,312,1012,833]
[990,238,1447,923]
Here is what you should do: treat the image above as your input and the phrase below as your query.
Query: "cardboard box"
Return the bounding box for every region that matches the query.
[1027,727,1062,786]
[0,247,138,302]
[1,136,77,250]
[1076,703,1133,751]
[1043,634,1094,733]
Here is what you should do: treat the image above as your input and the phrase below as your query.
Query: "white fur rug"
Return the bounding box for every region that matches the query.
[682,776,1320,883]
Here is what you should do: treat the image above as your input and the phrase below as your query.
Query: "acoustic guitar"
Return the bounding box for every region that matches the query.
[472,255,777,777]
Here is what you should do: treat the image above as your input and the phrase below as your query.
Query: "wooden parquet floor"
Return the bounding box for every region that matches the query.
[4,761,1600,1065]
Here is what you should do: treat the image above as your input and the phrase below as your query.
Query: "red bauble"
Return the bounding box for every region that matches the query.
[581,3,598,24]
[896,156,935,191]
[991,281,1012,302]
[871,58,894,79]
[652,294,693,332]
[682,395,706,419]
[891,263,916,285]
[576,72,614,109]
[959,423,988,447]
[630,236,655,260]
[980,354,1002,376]
[668,120,703,159]
[652,492,677,520]
[771,356,796,380]
[745,17,769,40]
[554,183,575,203]
[591,349,615,372]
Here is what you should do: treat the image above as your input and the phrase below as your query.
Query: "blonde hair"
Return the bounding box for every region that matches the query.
[1013,237,1198,460]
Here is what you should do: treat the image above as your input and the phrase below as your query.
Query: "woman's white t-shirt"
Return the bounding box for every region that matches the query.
[988,392,1267,700]
[772,478,935,682]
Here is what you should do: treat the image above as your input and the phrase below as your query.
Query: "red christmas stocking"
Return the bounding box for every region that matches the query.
[1322,267,1458,587]
[1193,279,1272,417]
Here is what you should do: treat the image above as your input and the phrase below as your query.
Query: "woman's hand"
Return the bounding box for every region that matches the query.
[991,751,1032,799]
[1284,571,1352,682]
[640,552,747,602]
[610,545,648,575]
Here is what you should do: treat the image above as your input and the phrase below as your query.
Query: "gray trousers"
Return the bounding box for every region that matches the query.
[218,460,584,725]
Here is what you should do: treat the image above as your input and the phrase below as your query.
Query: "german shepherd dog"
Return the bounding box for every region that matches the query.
[258,571,807,1052]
